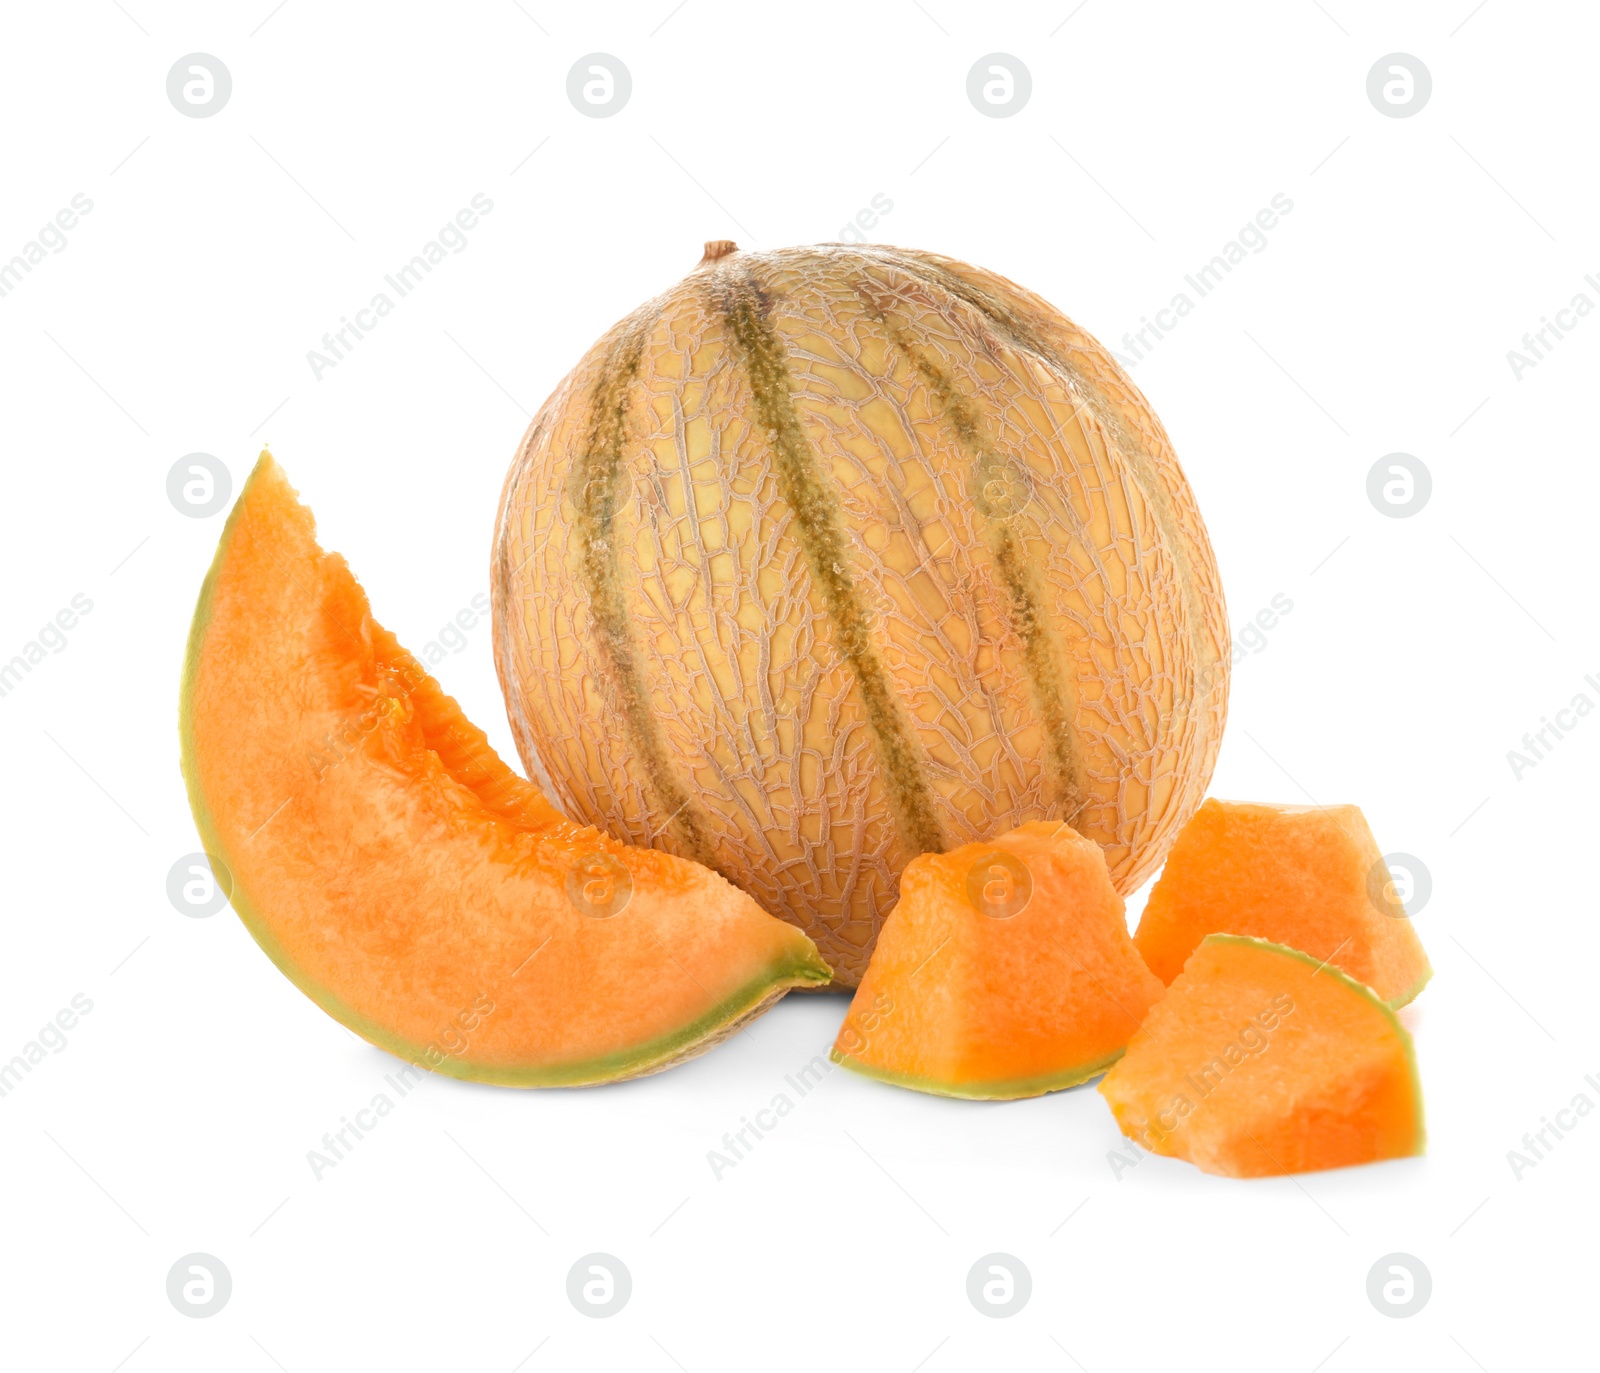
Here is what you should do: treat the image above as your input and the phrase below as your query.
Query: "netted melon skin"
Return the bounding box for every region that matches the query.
[493,244,1229,985]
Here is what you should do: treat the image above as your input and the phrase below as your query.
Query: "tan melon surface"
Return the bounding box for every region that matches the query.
[831,821,1167,1099]
[1133,799,1432,1007]
[1100,934,1425,1177]
[493,242,1230,984]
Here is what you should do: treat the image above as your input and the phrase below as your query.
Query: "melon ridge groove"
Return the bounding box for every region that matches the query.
[570,308,721,870]
[865,294,1086,820]
[863,246,1225,830]
[707,264,946,860]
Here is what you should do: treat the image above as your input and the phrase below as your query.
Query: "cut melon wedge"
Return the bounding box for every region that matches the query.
[1133,799,1432,1007]
[830,822,1166,1099]
[1100,934,1425,1177]
[180,453,830,1086]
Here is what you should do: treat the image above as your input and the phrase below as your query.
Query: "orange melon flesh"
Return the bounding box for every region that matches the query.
[830,822,1166,1099]
[1100,934,1424,1177]
[1133,799,1432,1007]
[180,453,830,1086]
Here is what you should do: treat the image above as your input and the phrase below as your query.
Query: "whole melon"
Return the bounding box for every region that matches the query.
[492,242,1229,986]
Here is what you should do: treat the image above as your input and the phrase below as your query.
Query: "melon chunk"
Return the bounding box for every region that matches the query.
[180,453,830,1087]
[1100,934,1424,1176]
[1133,799,1431,1007]
[830,822,1166,1099]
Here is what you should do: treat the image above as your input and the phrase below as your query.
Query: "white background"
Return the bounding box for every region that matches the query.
[0,1,1594,1368]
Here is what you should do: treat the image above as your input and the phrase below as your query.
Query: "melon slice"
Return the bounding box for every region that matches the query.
[829,822,1166,1099]
[1099,934,1424,1177]
[1133,799,1432,1007]
[180,453,830,1087]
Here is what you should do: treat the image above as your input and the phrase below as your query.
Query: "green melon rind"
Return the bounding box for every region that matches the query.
[1195,932,1427,1155]
[179,460,831,1089]
[1388,962,1433,1011]
[828,1044,1127,1101]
